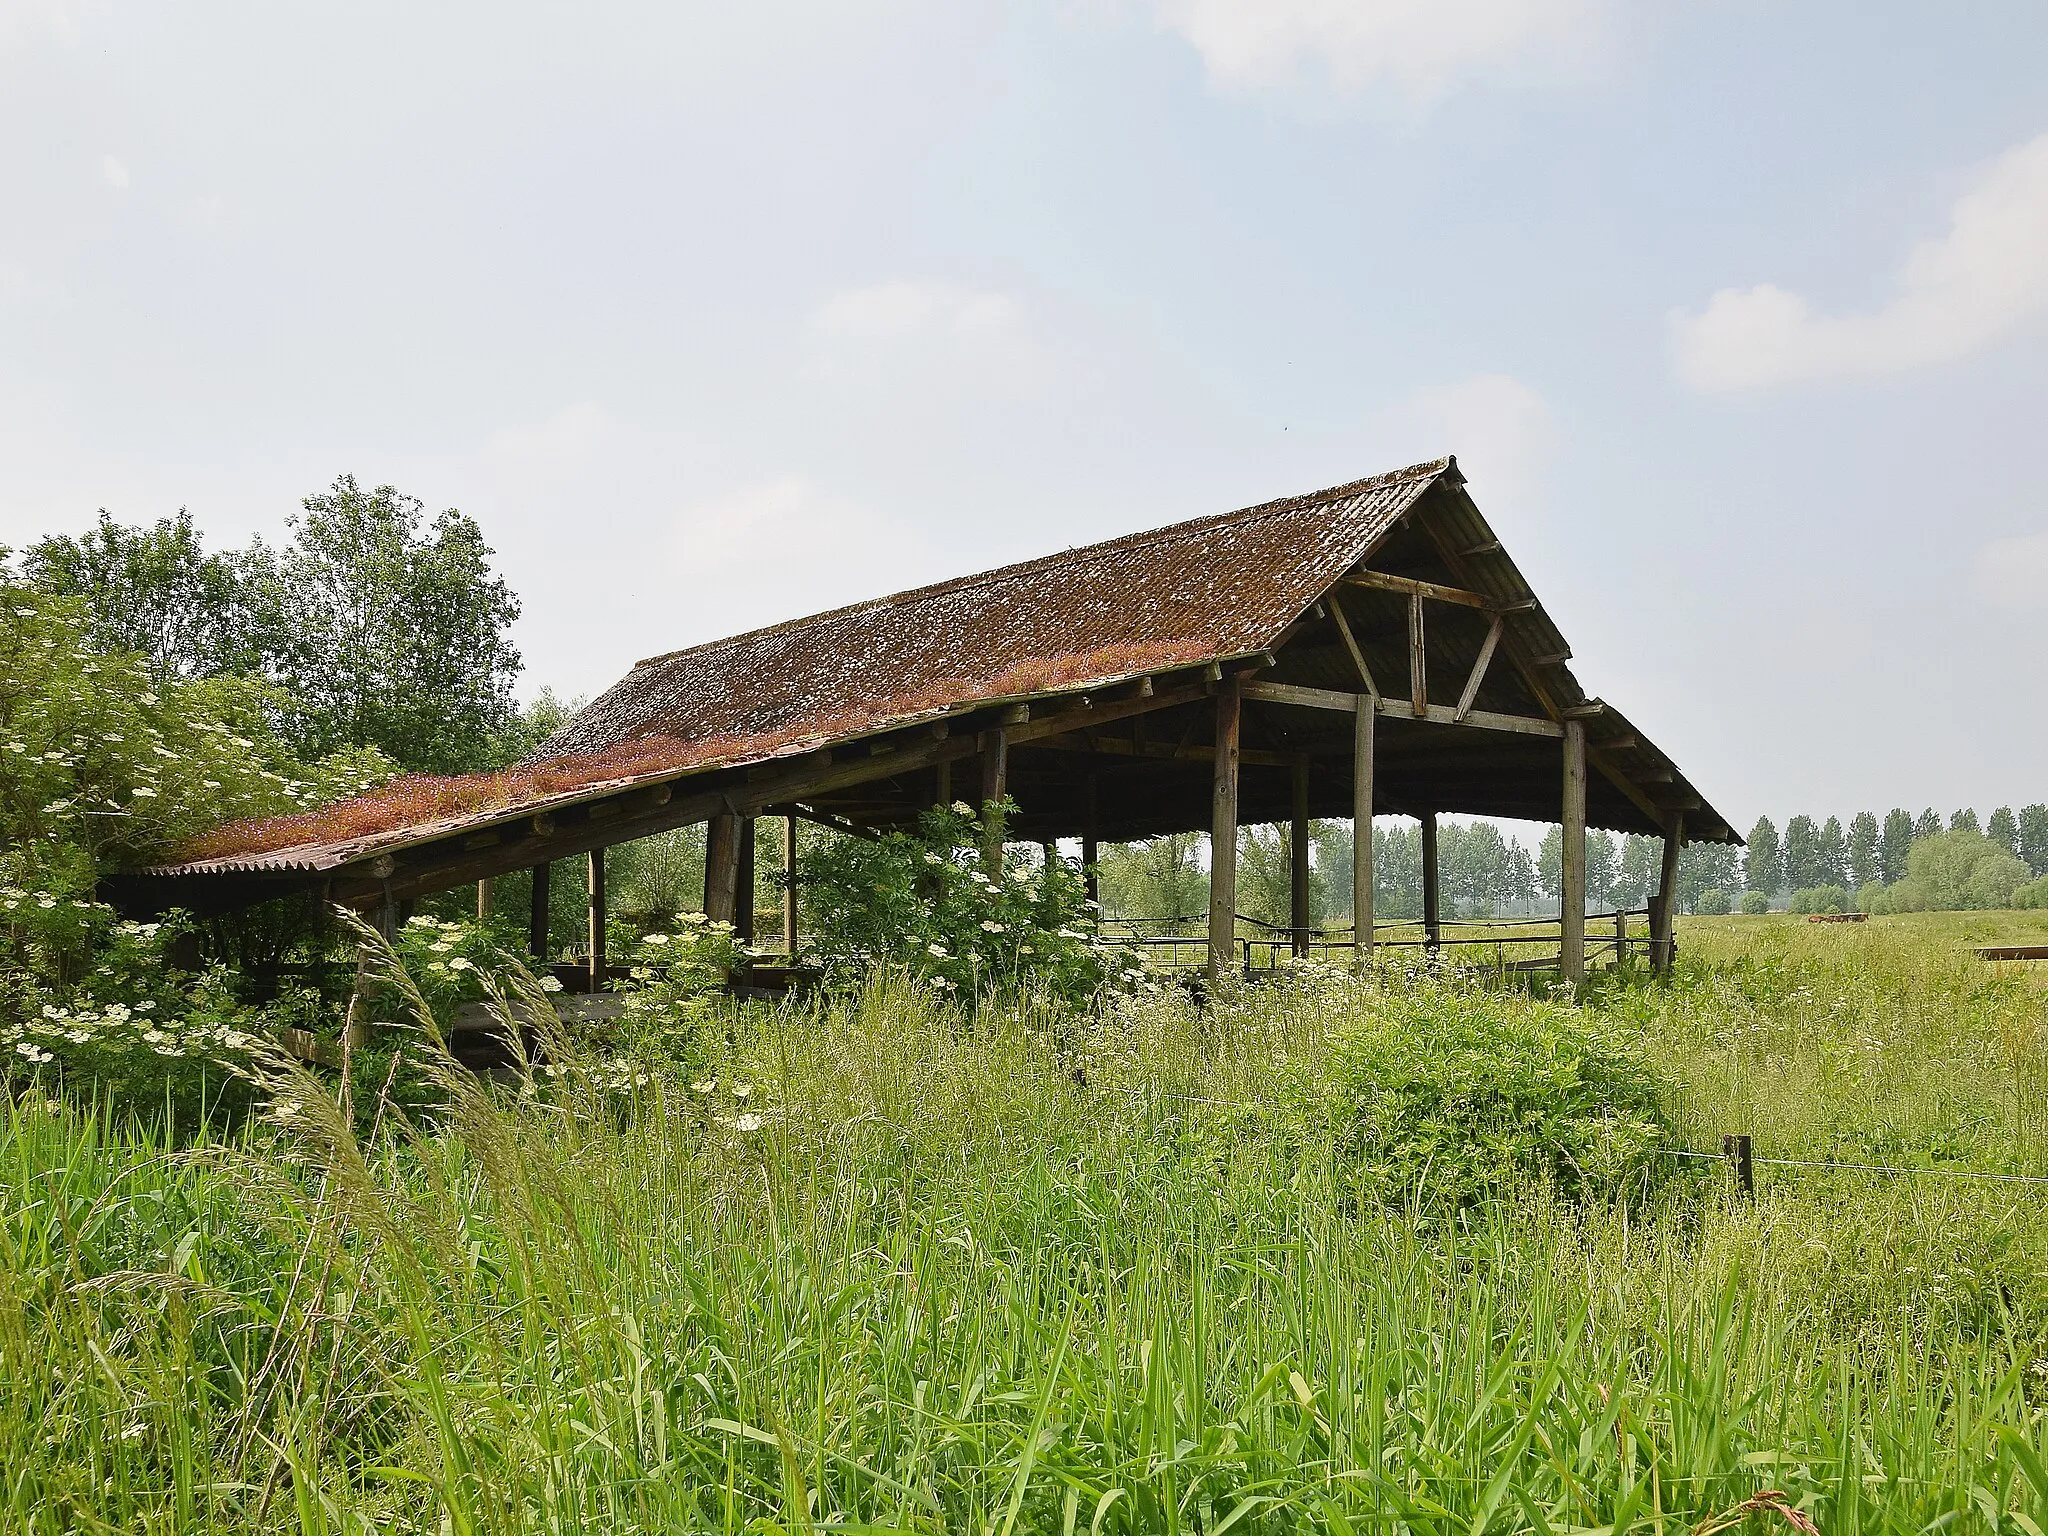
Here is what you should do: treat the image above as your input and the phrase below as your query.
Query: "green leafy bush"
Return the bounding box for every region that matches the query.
[1739,889,1771,915]
[610,917,746,1070]
[1790,884,1849,915]
[1323,984,1675,1210]
[2017,875,2048,910]
[792,799,1148,1010]
[1878,830,2034,911]
[1694,887,1731,916]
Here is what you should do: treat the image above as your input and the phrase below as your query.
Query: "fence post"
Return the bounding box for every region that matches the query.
[1722,1132,1754,1197]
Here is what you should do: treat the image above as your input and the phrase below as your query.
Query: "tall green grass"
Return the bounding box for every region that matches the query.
[4,916,2048,1531]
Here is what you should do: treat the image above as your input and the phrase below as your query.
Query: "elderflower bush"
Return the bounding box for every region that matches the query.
[792,799,1151,1011]
[608,916,746,1069]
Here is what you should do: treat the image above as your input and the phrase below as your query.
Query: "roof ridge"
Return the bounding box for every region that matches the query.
[628,457,1452,671]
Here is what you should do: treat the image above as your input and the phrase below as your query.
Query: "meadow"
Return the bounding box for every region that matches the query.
[6,910,2048,1533]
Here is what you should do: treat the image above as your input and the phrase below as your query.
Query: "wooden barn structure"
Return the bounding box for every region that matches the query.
[125,457,1735,981]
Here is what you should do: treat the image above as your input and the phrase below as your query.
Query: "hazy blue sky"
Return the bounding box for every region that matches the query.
[2,1,2044,829]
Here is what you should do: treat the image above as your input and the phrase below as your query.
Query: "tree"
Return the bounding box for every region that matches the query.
[1848,811,1880,889]
[1585,830,1618,911]
[1676,842,1740,913]
[1817,816,1849,889]
[1376,822,1422,919]
[1615,834,1658,909]
[1096,832,1207,927]
[1880,809,1914,882]
[1950,807,1980,835]
[1913,808,1943,840]
[1879,830,2032,912]
[23,509,250,682]
[1987,806,2018,854]
[241,476,522,775]
[2021,805,2048,877]
[1537,825,1562,904]
[1783,815,1822,893]
[1314,821,1354,918]
[1744,817,1782,895]
[1443,819,1516,918]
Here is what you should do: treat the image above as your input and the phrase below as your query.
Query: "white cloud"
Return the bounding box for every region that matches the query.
[1673,132,2048,393]
[98,153,129,189]
[814,280,1020,343]
[0,0,77,57]
[1149,0,1605,107]
[671,477,916,630]
[1978,530,2048,608]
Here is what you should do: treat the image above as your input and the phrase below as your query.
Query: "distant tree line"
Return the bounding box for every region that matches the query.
[1741,807,2048,914]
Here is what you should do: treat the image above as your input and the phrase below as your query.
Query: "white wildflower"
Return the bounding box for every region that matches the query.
[735,1112,764,1133]
[950,800,973,815]
[980,920,1005,932]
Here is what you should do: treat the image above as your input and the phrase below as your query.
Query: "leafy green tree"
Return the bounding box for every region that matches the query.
[1739,889,1770,915]
[1949,808,1980,835]
[1848,812,1880,889]
[1743,817,1782,895]
[1884,830,2031,911]
[240,476,521,775]
[1376,822,1422,919]
[1676,842,1740,914]
[22,510,250,683]
[1314,821,1354,918]
[1585,830,1618,911]
[1442,819,1517,918]
[1615,834,1657,909]
[1782,815,1822,893]
[2021,805,2048,876]
[1880,809,1914,882]
[1694,887,1731,916]
[1506,840,1536,907]
[1987,806,2018,855]
[1913,808,1943,840]
[1096,832,1207,927]
[1817,816,1849,889]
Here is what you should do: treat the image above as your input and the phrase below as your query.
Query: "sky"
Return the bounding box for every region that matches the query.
[1,0,2044,833]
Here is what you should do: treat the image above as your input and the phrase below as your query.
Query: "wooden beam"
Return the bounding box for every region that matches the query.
[1027,733,1293,768]
[1239,680,1563,738]
[1651,812,1684,974]
[1561,720,1586,982]
[980,727,1008,862]
[587,847,606,990]
[1420,811,1441,953]
[1326,592,1381,702]
[704,813,739,925]
[476,878,491,922]
[1454,614,1504,722]
[1348,569,1496,610]
[528,861,551,962]
[1408,593,1427,717]
[934,758,951,809]
[773,802,881,841]
[1208,673,1242,985]
[1290,755,1311,956]
[1352,696,1373,970]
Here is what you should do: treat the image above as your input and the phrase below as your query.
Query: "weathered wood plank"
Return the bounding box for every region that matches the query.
[1561,720,1586,982]
[1352,696,1373,969]
[1240,680,1564,738]
[1326,592,1381,702]
[1454,614,1504,722]
[1348,569,1496,610]
[1208,675,1242,984]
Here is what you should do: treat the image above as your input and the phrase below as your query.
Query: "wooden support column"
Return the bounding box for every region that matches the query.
[528,862,552,962]
[587,848,607,990]
[934,759,951,810]
[1207,674,1242,984]
[1651,812,1685,975]
[1408,594,1427,717]
[979,727,1008,865]
[1420,812,1441,954]
[1352,694,1374,969]
[374,889,399,945]
[476,878,492,922]
[782,814,798,956]
[705,813,740,926]
[1290,755,1311,956]
[1082,771,1100,907]
[1561,720,1587,982]
[734,817,756,944]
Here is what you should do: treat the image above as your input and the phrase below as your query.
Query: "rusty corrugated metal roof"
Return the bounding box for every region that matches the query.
[147,460,1449,875]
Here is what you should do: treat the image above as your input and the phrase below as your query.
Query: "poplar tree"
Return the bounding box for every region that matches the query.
[1744,817,1783,895]
[1880,809,1914,882]
[1987,806,2018,854]
[1848,811,1880,889]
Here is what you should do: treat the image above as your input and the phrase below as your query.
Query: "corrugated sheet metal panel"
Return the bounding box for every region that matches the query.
[537,462,1444,759]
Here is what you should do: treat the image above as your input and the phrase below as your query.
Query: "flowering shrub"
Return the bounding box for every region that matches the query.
[608,916,745,1070]
[792,800,1150,1011]
[387,914,557,1027]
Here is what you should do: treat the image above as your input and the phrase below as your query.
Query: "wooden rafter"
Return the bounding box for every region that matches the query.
[1454,614,1504,722]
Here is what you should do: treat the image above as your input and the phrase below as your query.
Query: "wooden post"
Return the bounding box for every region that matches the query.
[1082,771,1100,907]
[705,813,739,926]
[734,817,757,944]
[1408,593,1427,717]
[934,759,951,810]
[587,847,607,990]
[1561,720,1586,982]
[1420,812,1441,954]
[1352,695,1374,969]
[979,727,1007,865]
[1615,907,1628,967]
[1207,674,1242,985]
[528,862,552,962]
[476,878,492,922]
[1290,755,1311,956]
[782,814,798,956]
[1722,1132,1755,1197]
[374,890,399,946]
[1651,813,1685,974]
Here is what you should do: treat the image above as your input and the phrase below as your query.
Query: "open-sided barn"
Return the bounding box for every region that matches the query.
[126,457,1735,981]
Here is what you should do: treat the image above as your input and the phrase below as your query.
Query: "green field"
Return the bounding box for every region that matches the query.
[6,911,2048,1532]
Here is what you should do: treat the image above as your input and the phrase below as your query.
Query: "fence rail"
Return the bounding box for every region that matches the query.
[1105,909,1657,977]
